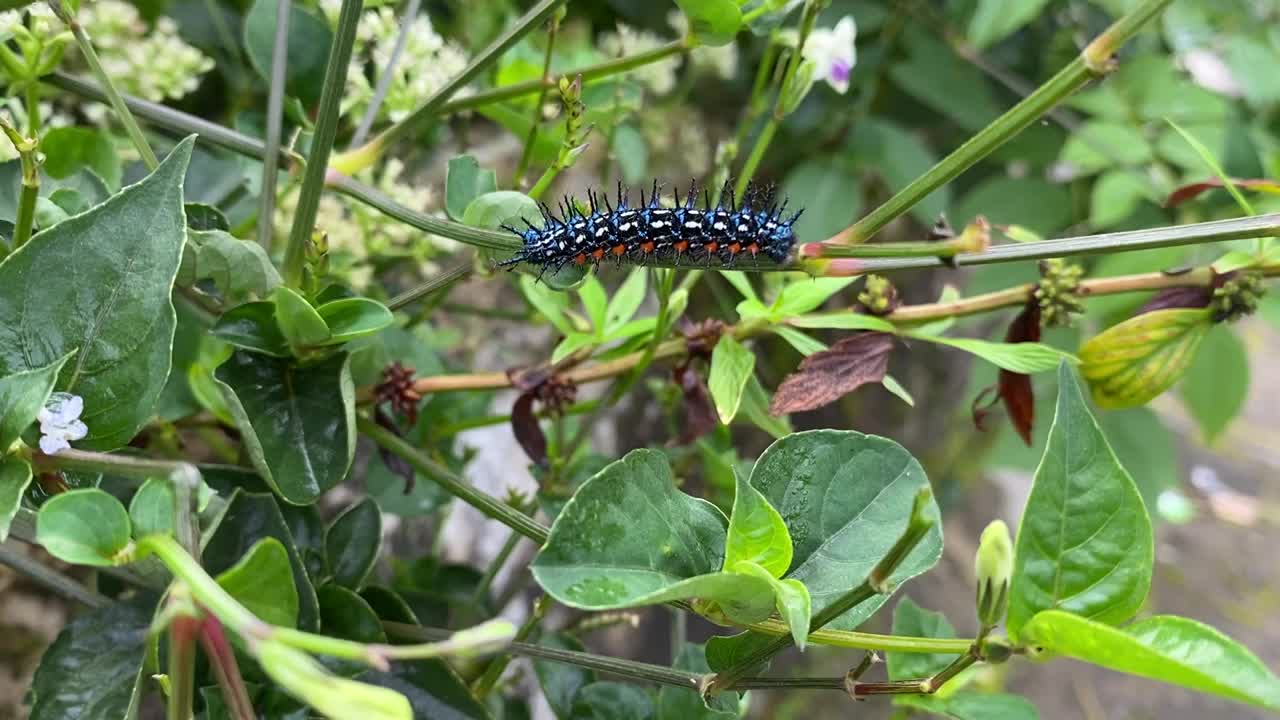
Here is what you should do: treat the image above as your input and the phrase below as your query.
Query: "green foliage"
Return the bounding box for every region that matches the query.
[243,0,333,105]
[28,601,151,720]
[36,488,133,566]
[217,537,301,628]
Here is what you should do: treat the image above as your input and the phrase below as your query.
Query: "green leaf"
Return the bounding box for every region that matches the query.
[0,138,193,450]
[914,335,1075,373]
[896,693,1040,720]
[29,601,151,720]
[552,332,596,364]
[325,498,383,589]
[850,120,949,224]
[535,633,596,718]
[1079,308,1212,409]
[254,639,410,720]
[1089,170,1154,228]
[881,375,915,406]
[723,471,791,577]
[273,286,332,352]
[444,155,498,222]
[968,0,1051,49]
[520,274,576,335]
[1166,119,1255,216]
[316,298,394,345]
[128,478,175,539]
[0,351,71,449]
[217,537,300,629]
[186,229,282,303]
[40,126,122,190]
[531,449,776,624]
[203,490,320,630]
[243,0,333,105]
[770,326,827,356]
[771,278,858,317]
[612,124,648,185]
[781,160,862,243]
[363,660,488,719]
[1179,324,1247,444]
[1021,610,1280,711]
[722,272,759,304]
[605,269,648,335]
[0,455,32,542]
[952,177,1073,237]
[1007,364,1153,640]
[732,561,811,650]
[212,301,291,357]
[215,351,355,504]
[571,682,655,720]
[462,190,541,232]
[675,0,742,45]
[657,644,742,719]
[1060,122,1153,175]
[738,373,791,439]
[788,313,897,332]
[708,336,755,424]
[36,488,133,566]
[578,274,608,334]
[887,597,961,680]
[750,430,943,630]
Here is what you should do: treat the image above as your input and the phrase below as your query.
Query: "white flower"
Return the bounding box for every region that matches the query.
[803,15,857,94]
[601,24,681,95]
[37,392,88,455]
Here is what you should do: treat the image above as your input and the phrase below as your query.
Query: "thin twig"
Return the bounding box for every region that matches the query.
[257,0,290,251]
[0,541,107,608]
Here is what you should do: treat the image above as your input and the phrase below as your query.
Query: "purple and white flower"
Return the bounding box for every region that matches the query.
[803,16,858,94]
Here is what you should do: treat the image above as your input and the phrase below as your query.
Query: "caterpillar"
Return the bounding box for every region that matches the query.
[499,180,802,276]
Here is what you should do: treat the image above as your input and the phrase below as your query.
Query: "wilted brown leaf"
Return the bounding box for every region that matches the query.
[510,392,547,466]
[769,332,896,415]
[972,300,1039,445]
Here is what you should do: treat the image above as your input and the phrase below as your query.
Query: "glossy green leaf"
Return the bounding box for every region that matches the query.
[28,601,151,720]
[363,660,488,720]
[36,488,133,566]
[273,286,332,353]
[316,298,394,345]
[185,229,282,303]
[578,275,608,333]
[243,0,333,105]
[213,301,291,357]
[462,190,540,233]
[325,498,383,589]
[535,633,596,718]
[788,313,897,332]
[770,326,827,356]
[887,597,961,680]
[0,138,193,450]
[1007,364,1153,640]
[968,0,1051,48]
[657,644,741,719]
[1079,308,1212,409]
[914,335,1074,373]
[531,449,775,624]
[203,490,320,630]
[40,126,122,190]
[1021,610,1280,711]
[723,471,790,577]
[0,351,71,449]
[675,0,742,45]
[216,537,300,629]
[128,478,175,539]
[708,336,755,425]
[571,682,655,720]
[605,269,648,335]
[1179,324,1248,444]
[732,560,811,649]
[751,430,943,630]
[444,155,497,222]
[0,455,32,542]
[215,351,355,504]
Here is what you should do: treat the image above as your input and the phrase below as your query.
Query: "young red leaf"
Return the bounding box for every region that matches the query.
[768,332,895,415]
[972,300,1039,445]
[1165,178,1280,207]
[510,392,548,466]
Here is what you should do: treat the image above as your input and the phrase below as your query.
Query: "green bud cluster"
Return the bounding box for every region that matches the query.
[1211,271,1265,323]
[856,274,899,316]
[1035,258,1086,327]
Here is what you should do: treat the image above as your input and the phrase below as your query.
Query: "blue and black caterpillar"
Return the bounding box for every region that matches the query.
[500,180,802,275]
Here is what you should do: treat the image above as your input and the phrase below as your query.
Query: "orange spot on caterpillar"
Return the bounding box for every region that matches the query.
[574,253,587,265]
[673,240,690,252]
[592,248,606,260]
[704,241,719,253]
[747,242,761,256]
[640,241,656,254]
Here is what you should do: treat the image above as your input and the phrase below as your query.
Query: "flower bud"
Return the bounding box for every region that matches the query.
[778,58,817,116]
[974,519,1013,628]
[1211,270,1265,323]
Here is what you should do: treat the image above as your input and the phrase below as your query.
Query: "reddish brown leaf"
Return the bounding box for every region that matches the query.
[769,332,895,415]
[1165,178,1280,207]
[1136,286,1213,315]
[972,300,1039,445]
[510,392,548,466]
[673,362,718,445]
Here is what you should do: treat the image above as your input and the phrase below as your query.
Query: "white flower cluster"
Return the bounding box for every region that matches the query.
[318,2,469,126]
[37,392,87,455]
[600,24,682,96]
[0,5,57,39]
[68,1,214,107]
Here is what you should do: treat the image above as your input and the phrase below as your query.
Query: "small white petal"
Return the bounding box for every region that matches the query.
[64,420,88,442]
[39,434,70,455]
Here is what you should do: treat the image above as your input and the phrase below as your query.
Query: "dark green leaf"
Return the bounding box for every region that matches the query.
[36,488,132,566]
[28,601,151,720]
[215,351,355,504]
[186,229,282,303]
[850,120,948,224]
[887,597,961,680]
[325,498,383,589]
[535,633,596,719]
[217,537,300,628]
[570,682,655,720]
[203,490,320,630]
[40,126,122,190]
[363,660,489,720]
[445,155,497,222]
[0,352,71,449]
[212,301,291,357]
[243,0,333,105]
[0,138,193,450]
[750,430,943,630]
[185,202,231,231]
[951,177,1073,237]
[0,455,32,542]
[273,286,332,353]
[1007,365,1153,640]
[1021,610,1280,711]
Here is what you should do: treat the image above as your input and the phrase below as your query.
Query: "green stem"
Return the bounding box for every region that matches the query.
[747,620,973,654]
[472,530,524,607]
[0,111,39,250]
[387,262,474,311]
[835,0,1173,244]
[282,0,363,288]
[849,649,979,697]
[257,0,290,251]
[332,0,568,174]
[49,0,159,169]
[804,211,1280,276]
[357,416,550,543]
[472,595,548,699]
[137,535,265,637]
[512,12,561,187]
[24,82,40,137]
